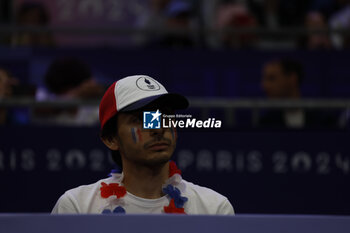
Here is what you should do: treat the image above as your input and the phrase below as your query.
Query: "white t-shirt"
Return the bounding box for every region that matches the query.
[52,173,234,215]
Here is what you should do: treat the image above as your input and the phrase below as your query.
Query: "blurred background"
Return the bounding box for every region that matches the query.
[1,0,350,215]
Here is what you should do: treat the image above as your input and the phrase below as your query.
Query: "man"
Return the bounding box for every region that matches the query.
[259,59,306,128]
[0,67,32,125]
[34,57,104,125]
[260,59,337,128]
[52,75,234,214]
[262,59,303,100]
[0,68,15,124]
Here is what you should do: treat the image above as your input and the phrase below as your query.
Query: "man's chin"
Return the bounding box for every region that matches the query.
[141,153,172,168]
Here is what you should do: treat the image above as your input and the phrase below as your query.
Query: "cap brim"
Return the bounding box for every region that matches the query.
[120,93,189,112]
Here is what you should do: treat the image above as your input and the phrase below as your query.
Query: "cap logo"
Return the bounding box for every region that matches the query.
[136,77,160,91]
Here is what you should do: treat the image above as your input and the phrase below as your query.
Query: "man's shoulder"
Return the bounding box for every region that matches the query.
[180,179,234,215]
[58,177,113,205]
[52,177,114,214]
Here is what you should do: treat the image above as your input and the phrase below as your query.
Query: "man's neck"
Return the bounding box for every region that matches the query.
[122,161,169,199]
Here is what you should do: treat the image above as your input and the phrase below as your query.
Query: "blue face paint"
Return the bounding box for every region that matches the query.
[131,127,139,143]
[131,127,142,143]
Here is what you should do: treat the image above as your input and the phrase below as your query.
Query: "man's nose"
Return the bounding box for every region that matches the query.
[150,127,165,138]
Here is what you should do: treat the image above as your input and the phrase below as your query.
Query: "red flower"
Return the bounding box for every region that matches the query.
[164,199,186,214]
[169,161,181,177]
[100,182,126,199]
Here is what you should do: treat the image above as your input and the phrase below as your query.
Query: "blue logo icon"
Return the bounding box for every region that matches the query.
[143,110,161,129]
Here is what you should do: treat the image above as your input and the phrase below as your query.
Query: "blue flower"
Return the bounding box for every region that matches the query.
[113,206,126,214]
[108,167,122,177]
[111,168,121,173]
[163,185,188,208]
[102,206,125,214]
[102,209,112,214]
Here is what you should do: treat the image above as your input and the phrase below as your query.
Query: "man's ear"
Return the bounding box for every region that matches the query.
[101,136,119,151]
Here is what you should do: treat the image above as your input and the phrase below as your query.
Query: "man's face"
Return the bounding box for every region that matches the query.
[0,69,12,98]
[262,63,292,98]
[115,109,176,167]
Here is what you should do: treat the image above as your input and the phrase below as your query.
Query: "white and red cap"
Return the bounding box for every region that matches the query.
[99,75,189,129]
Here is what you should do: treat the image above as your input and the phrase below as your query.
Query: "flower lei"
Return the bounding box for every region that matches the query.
[100,161,188,214]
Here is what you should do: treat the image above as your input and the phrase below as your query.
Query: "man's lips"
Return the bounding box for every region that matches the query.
[147,142,170,150]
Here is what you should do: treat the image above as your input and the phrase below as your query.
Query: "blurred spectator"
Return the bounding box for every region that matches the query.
[147,0,197,48]
[0,68,34,125]
[0,68,14,124]
[259,59,337,129]
[329,2,350,48]
[215,3,258,49]
[245,0,278,28]
[34,58,104,125]
[137,0,170,44]
[262,59,303,100]
[237,0,311,28]
[298,11,332,49]
[12,2,54,47]
[0,69,14,98]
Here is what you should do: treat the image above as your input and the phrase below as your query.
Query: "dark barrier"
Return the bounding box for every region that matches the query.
[1,214,350,233]
[0,126,349,214]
